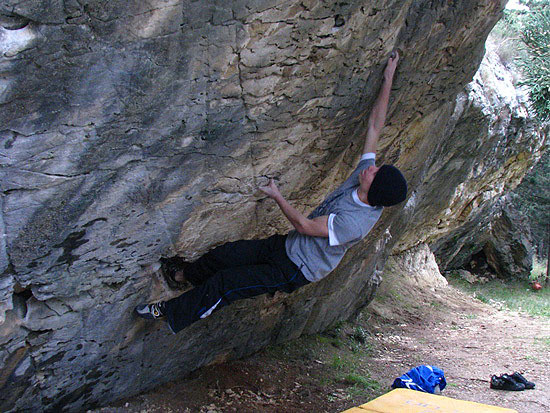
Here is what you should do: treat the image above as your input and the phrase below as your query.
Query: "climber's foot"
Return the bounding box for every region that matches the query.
[134,302,166,320]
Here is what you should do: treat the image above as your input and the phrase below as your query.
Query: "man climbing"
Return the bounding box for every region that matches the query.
[135,51,407,333]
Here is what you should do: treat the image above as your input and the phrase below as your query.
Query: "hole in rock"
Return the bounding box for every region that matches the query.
[0,12,30,30]
[465,248,495,275]
[334,14,345,27]
[12,284,34,318]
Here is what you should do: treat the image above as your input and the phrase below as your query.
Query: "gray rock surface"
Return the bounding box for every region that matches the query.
[393,46,546,256]
[422,48,546,278]
[436,197,535,280]
[385,244,448,291]
[484,201,534,279]
[2,0,545,411]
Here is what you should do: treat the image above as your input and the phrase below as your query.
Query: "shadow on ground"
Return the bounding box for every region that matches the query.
[95,270,550,413]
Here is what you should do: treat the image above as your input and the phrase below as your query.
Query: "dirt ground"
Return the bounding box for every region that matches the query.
[96,275,550,413]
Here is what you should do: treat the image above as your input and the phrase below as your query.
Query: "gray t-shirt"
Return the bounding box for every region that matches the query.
[285,153,383,282]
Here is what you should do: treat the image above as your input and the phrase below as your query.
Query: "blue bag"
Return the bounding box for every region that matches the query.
[391,365,446,394]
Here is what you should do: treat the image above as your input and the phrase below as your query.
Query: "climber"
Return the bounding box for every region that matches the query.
[134,51,407,333]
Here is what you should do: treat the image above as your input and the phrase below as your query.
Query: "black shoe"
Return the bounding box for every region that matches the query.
[134,302,166,320]
[159,257,192,290]
[511,372,535,389]
[490,374,525,391]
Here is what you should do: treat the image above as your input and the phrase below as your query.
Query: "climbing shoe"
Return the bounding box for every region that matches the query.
[134,301,166,320]
[159,257,192,290]
[490,374,525,391]
[511,372,535,389]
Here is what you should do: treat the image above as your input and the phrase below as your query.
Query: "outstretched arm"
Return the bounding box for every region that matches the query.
[363,51,399,154]
[260,179,328,237]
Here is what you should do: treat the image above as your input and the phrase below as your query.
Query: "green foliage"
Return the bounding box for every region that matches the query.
[501,2,550,259]
[331,355,352,370]
[521,0,550,11]
[352,326,369,344]
[490,9,528,67]
[448,273,550,317]
[518,6,550,120]
[350,327,374,355]
[490,1,550,120]
[342,373,381,391]
[473,292,490,304]
[532,257,548,279]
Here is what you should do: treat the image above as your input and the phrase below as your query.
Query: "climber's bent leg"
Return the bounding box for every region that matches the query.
[163,249,308,333]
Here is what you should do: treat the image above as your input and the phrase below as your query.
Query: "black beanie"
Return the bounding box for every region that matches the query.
[367,165,407,207]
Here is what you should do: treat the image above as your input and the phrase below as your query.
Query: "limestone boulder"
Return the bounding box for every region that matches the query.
[385,244,448,291]
[425,46,546,279]
[394,46,546,257]
[484,203,534,279]
[436,197,534,280]
[2,0,546,411]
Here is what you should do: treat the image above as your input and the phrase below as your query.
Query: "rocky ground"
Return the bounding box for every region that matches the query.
[95,272,550,413]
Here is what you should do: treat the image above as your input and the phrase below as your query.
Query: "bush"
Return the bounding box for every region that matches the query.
[489,10,526,67]
[489,1,550,120]
[518,5,550,120]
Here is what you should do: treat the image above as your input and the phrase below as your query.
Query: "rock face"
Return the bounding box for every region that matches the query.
[484,201,534,279]
[2,0,544,411]
[393,45,546,256]
[384,244,448,290]
[421,47,546,277]
[436,197,535,280]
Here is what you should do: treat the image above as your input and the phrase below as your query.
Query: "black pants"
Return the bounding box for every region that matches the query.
[163,234,309,333]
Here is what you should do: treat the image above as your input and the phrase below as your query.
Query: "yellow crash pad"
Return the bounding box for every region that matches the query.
[342,388,518,413]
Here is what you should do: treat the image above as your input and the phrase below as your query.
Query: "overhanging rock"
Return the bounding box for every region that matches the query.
[435,197,534,280]
[0,1,528,411]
